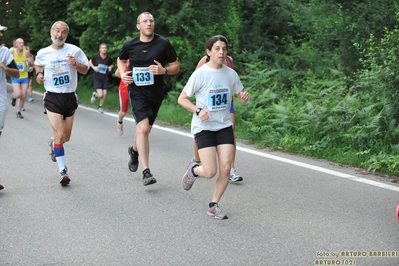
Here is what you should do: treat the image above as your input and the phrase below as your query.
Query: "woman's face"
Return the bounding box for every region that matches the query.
[207,40,228,66]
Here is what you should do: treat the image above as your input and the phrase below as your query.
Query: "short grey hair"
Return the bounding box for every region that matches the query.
[51,21,69,33]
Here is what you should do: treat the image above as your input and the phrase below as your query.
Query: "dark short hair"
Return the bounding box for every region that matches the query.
[204,35,229,63]
[205,35,229,52]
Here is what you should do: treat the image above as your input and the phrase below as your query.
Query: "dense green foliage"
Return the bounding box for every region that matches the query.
[3,0,399,176]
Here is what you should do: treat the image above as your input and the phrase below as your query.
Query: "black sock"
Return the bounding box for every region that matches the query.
[118,120,123,124]
[209,202,217,208]
[191,165,198,177]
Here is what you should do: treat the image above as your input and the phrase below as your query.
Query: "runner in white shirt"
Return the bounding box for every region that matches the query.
[34,21,89,186]
[178,35,250,219]
[193,54,244,182]
[0,24,20,190]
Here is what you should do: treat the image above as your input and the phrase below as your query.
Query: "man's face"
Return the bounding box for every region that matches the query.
[136,14,155,37]
[0,31,3,39]
[50,23,68,46]
[99,45,107,54]
[16,39,24,50]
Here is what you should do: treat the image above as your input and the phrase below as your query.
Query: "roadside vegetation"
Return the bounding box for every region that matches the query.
[5,0,399,177]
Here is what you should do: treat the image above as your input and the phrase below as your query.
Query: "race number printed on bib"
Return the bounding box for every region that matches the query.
[207,87,231,111]
[133,67,154,86]
[16,62,25,72]
[98,64,107,74]
[51,64,71,89]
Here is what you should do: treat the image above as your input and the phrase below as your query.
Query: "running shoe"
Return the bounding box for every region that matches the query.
[90,92,96,104]
[11,93,16,107]
[0,184,4,190]
[22,107,25,111]
[97,107,103,114]
[16,111,24,119]
[190,156,201,165]
[182,160,199,191]
[207,203,228,219]
[48,137,56,162]
[116,121,123,135]
[128,146,139,172]
[28,95,34,101]
[60,167,70,186]
[143,169,157,186]
[230,167,243,182]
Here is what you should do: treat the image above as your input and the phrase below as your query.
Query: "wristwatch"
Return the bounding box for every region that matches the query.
[195,108,202,116]
[164,68,168,75]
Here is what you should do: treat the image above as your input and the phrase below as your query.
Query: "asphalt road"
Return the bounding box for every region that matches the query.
[1,86,399,266]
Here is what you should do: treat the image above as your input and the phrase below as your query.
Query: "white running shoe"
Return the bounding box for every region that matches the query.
[230,167,243,182]
[182,160,199,191]
[207,203,228,219]
[48,137,56,162]
[60,167,70,186]
[116,121,123,135]
[190,156,201,165]
[90,92,96,104]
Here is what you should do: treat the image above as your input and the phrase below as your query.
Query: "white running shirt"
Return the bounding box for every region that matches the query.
[183,64,244,135]
[0,46,15,131]
[34,43,89,93]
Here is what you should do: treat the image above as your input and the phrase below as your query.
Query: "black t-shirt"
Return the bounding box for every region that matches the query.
[118,34,178,99]
[91,54,113,80]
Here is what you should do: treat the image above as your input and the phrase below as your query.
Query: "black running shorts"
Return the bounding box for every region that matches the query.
[130,90,163,125]
[43,91,78,120]
[194,126,235,150]
[93,78,109,90]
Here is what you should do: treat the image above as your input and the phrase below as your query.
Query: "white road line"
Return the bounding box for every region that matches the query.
[238,147,399,192]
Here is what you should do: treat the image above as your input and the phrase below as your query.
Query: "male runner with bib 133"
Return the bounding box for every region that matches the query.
[117,12,180,186]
